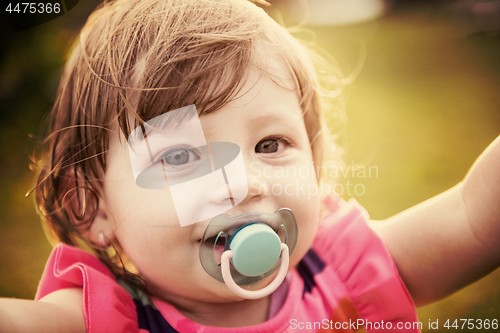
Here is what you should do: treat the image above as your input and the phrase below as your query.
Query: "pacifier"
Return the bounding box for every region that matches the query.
[199,208,298,299]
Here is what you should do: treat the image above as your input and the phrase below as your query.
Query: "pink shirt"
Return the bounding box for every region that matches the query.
[35,199,419,332]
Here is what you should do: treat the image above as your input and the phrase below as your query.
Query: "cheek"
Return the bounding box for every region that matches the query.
[288,198,320,270]
[115,224,196,281]
[281,159,321,267]
[105,139,186,228]
[266,178,319,268]
[104,170,181,228]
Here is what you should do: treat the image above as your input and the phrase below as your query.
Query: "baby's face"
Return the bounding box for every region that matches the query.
[101,59,321,304]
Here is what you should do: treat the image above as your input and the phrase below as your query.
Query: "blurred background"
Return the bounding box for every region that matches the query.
[1,0,499,331]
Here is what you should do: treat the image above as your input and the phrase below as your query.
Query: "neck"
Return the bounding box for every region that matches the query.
[177,296,271,327]
[146,275,281,327]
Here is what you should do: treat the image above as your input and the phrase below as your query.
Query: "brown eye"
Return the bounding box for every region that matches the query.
[255,139,279,153]
[165,149,189,165]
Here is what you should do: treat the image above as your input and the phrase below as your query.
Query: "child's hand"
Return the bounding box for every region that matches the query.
[372,135,500,306]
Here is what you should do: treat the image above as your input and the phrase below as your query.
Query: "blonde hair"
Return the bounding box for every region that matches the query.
[32,0,344,291]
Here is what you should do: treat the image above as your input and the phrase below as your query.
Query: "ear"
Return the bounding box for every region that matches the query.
[88,198,116,247]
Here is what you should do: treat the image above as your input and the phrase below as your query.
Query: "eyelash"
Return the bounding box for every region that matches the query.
[256,135,293,153]
[154,145,200,167]
[152,135,292,166]
[268,135,292,145]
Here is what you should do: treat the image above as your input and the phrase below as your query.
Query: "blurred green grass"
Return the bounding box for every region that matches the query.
[0,2,499,332]
[314,8,500,333]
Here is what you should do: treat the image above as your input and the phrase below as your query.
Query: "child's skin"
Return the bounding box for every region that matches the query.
[376,136,500,305]
[91,57,320,327]
[1,39,500,333]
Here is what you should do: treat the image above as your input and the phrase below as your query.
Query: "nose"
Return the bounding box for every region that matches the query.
[246,170,269,199]
[207,160,270,209]
[208,179,237,206]
[206,142,272,209]
[232,158,270,207]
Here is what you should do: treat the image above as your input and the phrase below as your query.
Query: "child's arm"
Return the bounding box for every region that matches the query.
[0,288,86,332]
[372,135,500,306]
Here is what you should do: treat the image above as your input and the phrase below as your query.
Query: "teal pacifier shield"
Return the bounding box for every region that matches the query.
[199,208,298,285]
[230,224,281,277]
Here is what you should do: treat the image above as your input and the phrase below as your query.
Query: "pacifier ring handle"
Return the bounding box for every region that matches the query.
[220,243,289,300]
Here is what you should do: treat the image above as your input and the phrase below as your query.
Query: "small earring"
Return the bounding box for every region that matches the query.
[98,232,108,247]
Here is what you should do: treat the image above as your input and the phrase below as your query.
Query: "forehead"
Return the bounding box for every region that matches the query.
[224,53,297,103]
[120,42,298,137]
[126,61,300,140]
[198,66,305,146]
[251,47,298,92]
[124,47,298,129]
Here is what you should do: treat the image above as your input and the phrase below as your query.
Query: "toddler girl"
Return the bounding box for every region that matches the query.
[1,0,499,332]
